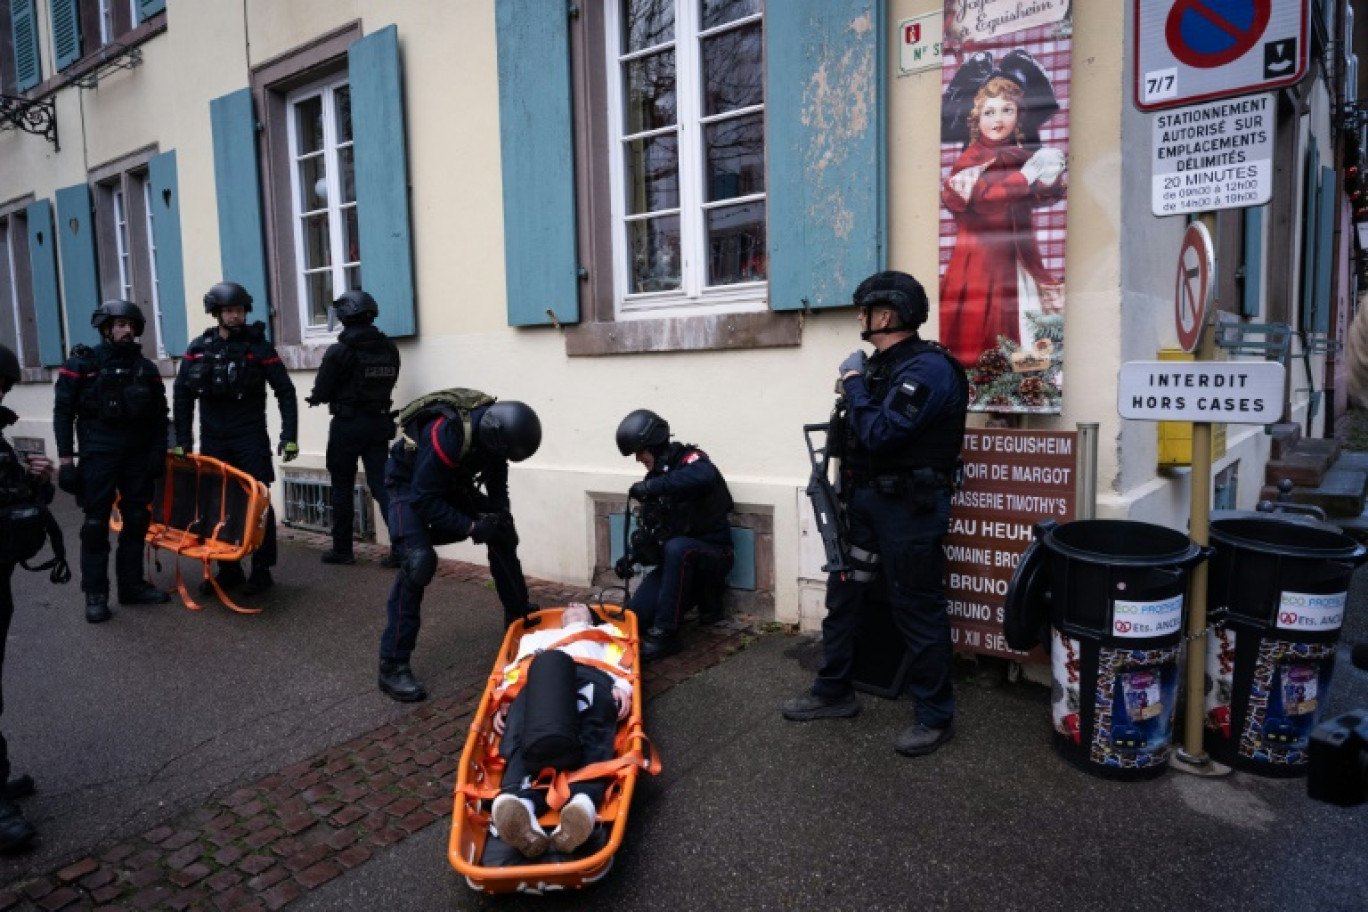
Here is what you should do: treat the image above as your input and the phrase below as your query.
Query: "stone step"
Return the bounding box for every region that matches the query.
[1266,422,1303,460]
[1265,449,1333,487]
[1259,467,1368,519]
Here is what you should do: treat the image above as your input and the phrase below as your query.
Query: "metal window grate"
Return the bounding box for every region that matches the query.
[281,475,376,540]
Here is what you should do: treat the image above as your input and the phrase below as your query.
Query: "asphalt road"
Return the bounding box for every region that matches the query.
[3,497,1367,911]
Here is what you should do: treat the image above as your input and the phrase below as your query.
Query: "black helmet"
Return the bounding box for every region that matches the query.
[331,289,379,326]
[203,281,253,314]
[478,401,542,462]
[616,409,670,456]
[0,344,19,388]
[91,299,147,336]
[853,271,929,330]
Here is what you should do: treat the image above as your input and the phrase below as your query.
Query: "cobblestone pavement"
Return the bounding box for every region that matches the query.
[0,532,757,912]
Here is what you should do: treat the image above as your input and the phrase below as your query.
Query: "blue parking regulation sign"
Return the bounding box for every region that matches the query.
[1134,0,1307,111]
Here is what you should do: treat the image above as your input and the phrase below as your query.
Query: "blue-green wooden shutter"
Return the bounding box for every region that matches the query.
[1241,206,1263,318]
[495,0,578,327]
[50,0,81,71]
[1311,166,1335,335]
[54,183,100,349]
[148,150,189,355]
[11,0,40,92]
[25,199,64,366]
[349,25,417,338]
[767,1,885,311]
[138,0,166,21]
[1300,138,1318,333]
[209,88,270,336]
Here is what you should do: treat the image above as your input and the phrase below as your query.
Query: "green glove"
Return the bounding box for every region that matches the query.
[281,441,300,463]
[172,446,188,461]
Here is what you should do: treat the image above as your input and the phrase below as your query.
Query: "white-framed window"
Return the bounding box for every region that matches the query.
[141,178,166,359]
[1,219,23,357]
[605,0,766,320]
[286,74,360,337]
[97,0,140,46]
[111,185,134,300]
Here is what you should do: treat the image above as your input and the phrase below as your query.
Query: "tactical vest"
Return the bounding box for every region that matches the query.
[185,329,266,400]
[77,346,161,422]
[338,336,400,414]
[653,443,734,539]
[844,338,968,477]
[396,388,496,462]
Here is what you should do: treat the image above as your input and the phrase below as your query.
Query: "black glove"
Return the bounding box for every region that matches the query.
[628,481,651,501]
[614,556,636,580]
[470,513,504,545]
[57,463,82,496]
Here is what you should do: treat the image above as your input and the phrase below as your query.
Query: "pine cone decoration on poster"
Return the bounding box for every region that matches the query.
[975,348,1010,382]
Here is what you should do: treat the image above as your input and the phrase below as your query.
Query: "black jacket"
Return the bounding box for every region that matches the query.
[52,341,168,459]
[308,323,401,417]
[173,322,297,448]
[639,442,734,546]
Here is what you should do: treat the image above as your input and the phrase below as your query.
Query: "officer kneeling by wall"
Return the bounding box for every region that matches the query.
[614,410,734,661]
[53,301,170,623]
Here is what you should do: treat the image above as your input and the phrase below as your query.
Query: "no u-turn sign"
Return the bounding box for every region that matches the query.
[1134,0,1308,110]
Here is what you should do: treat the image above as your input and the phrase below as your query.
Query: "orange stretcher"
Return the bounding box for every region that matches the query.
[112,451,271,613]
[448,604,661,894]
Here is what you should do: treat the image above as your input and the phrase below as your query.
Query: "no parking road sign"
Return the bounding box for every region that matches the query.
[1135,0,1308,111]
[1175,222,1214,353]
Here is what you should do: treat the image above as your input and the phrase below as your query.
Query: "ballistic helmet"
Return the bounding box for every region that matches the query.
[331,289,379,326]
[203,281,253,314]
[853,270,929,330]
[0,344,19,388]
[615,409,670,456]
[91,299,147,336]
[478,401,542,462]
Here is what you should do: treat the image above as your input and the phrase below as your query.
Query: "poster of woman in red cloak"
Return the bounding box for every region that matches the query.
[938,9,1072,414]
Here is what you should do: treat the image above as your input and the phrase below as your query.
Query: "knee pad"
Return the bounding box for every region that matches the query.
[120,506,151,539]
[402,547,438,588]
[80,517,111,551]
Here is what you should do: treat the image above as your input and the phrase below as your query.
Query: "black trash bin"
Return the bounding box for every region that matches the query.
[1204,515,1367,776]
[1007,519,1206,780]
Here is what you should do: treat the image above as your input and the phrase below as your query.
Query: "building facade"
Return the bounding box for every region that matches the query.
[0,0,1360,631]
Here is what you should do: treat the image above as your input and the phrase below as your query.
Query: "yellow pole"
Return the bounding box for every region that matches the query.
[1178,212,1217,768]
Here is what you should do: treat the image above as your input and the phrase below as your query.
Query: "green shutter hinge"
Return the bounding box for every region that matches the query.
[577,266,589,281]
[569,5,580,19]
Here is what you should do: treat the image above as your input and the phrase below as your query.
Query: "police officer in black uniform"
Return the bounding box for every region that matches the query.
[53,301,170,623]
[173,282,298,595]
[0,343,51,850]
[782,271,969,758]
[614,410,734,661]
[306,290,401,566]
[379,392,542,702]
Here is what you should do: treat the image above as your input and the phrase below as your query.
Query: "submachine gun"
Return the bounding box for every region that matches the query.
[803,384,851,579]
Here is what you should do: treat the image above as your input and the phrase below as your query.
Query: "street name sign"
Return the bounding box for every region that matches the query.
[1152,93,1273,216]
[1117,361,1286,422]
[1135,0,1308,111]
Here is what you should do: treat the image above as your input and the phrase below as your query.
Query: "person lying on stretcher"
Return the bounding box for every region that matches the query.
[487,604,632,861]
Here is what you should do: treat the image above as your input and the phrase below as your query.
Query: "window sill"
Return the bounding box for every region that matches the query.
[563,310,801,356]
[275,342,330,371]
[19,367,54,384]
[28,13,167,99]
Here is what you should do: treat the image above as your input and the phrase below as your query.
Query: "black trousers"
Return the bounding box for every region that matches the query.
[200,433,277,571]
[325,413,393,554]
[0,562,15,783]
[78,449,155,595]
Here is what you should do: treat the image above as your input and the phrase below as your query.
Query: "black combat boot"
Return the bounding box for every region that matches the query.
[378,660,427,702]
[0,800,35,854]
[119,581,170,605]
[241,565,274,595]
[199,562,246,596]
[378,551,402,569]
[641,627,682,661]
[320,549,355,565]
[84,591,112,624]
